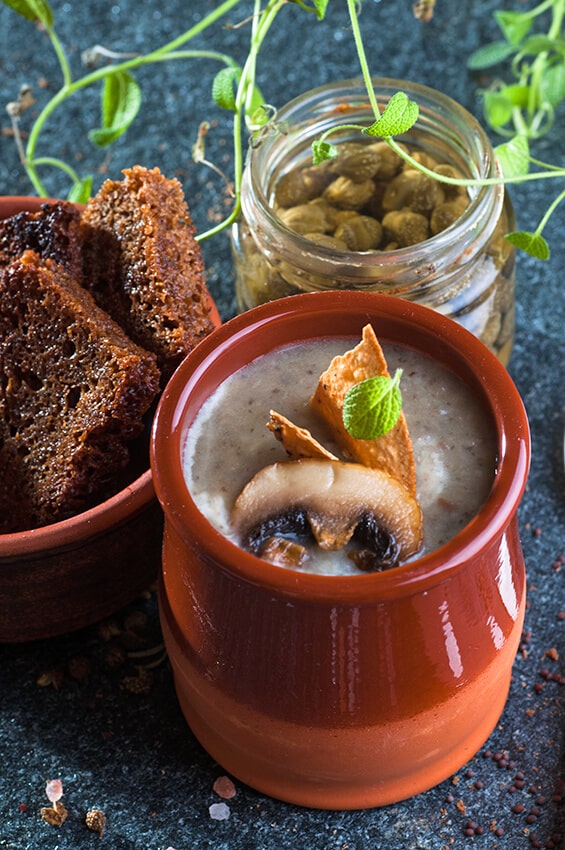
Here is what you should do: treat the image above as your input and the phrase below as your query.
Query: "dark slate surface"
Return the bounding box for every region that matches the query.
[0,1,563,848]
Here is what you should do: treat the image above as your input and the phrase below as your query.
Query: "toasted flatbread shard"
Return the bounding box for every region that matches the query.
[310,324,417,496]
[267,410,338,461]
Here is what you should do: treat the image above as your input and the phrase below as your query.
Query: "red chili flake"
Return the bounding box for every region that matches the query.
[18,803,27,812]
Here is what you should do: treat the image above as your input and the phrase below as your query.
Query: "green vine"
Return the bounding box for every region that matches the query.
[2,0,564,259]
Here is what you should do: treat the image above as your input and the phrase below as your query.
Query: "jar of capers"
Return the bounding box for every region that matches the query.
[232,78,516,365]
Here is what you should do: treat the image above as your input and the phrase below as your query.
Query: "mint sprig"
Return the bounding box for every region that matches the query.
[342,369,403,440]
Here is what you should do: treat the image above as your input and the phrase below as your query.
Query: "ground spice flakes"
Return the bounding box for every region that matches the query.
[85,808,107,837]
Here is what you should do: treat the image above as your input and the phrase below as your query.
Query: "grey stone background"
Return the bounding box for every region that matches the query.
[0,1,563,848]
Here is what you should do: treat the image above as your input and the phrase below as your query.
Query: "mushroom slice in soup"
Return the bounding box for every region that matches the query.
[231,458,423,565]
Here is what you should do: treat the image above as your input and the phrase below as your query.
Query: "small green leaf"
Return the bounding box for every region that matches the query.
[311,138,338,164]
[482,89,514,128]
[541,63,565,108]
[343,369,403,440]
[88,70,141,147]
[520,34,562,56]
[467,40,515,70]
[505,230,550,260]
[495,135,530,178]
[212,66,239,111]
[1,0,53,27]
[494,10,532,46]
[363,92,419,139]
[67,175,93,204]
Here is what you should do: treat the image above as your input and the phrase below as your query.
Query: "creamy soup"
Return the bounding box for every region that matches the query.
[183,338,496,575]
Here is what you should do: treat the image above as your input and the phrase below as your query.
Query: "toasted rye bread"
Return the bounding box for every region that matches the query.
[0,200,83,278]
[81,165,215,382]
[310,324,417,496]
[0,250,161,532]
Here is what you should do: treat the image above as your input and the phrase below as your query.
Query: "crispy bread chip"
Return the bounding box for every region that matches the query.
[267,410,337,461]
[310,324,417,496]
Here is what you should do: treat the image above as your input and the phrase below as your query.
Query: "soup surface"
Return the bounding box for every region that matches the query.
[183,337,496,574]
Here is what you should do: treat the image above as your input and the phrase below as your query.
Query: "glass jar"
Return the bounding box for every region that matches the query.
[232,78,516,365]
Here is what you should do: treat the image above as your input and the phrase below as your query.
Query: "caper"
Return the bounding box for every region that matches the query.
[323,175,375,210]
[382,209,430,246]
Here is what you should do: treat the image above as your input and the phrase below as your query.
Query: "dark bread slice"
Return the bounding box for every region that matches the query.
[0,200,83,279]
[81,165,215,382]
[0,250,161,533]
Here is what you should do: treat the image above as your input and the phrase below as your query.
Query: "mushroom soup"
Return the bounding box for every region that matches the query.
[183,337,496,575]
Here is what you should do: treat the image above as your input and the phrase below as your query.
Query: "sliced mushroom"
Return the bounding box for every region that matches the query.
[231,459,423,563]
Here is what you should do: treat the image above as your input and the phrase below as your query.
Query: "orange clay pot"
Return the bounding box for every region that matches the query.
[151,290,530,809]
[0,196,220,642]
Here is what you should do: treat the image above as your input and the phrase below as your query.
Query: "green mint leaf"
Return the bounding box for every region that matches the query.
[343,369,403,440]
[212,66,240,111]
[88,70,141,147]
[466,40,515,70]
[311,138,338,165]
[482,89,514,128]
[520,34,562,56]
[363,92,419,138]
[541,63,565,108]
[494,10,532,46]
[2,0,53,27]
[495,135,530,178]
[482,84,531,131]
[67,175,93,204]
[505,230,550,260]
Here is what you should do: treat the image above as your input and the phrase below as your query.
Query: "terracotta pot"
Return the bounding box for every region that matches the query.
[0,196,220,642]
[151,290,530,809]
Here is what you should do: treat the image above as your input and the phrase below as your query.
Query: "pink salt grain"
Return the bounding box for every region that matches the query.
[213,775,236,799]
[45,780,63,803]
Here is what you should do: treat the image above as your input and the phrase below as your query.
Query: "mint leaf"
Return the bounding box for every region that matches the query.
[495,135,530,178]
[311,138,338,164]
[466,40,515,70]
[363,92,419,138]
[2,0,53,27]
[343,369,403,440]
[541,63,565,108]
[494,10,532,46]
[88,70,141,147]
[505,231,550,260]
[67,175,93,204]
[212,66,240,111]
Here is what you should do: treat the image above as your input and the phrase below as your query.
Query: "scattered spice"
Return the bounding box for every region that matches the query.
[85,808,107,837]
[209,802,230,821]
[40,800,68,827]
[40,780,68,828]
[213,775,237,800]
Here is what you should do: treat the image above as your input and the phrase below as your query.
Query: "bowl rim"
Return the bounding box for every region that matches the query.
[151,290,531,603]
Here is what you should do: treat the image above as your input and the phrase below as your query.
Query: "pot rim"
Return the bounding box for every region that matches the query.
[151,291,530,602]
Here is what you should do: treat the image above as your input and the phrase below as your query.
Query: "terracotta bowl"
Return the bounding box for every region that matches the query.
[0,196,220,642]
[151,290,530,809]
